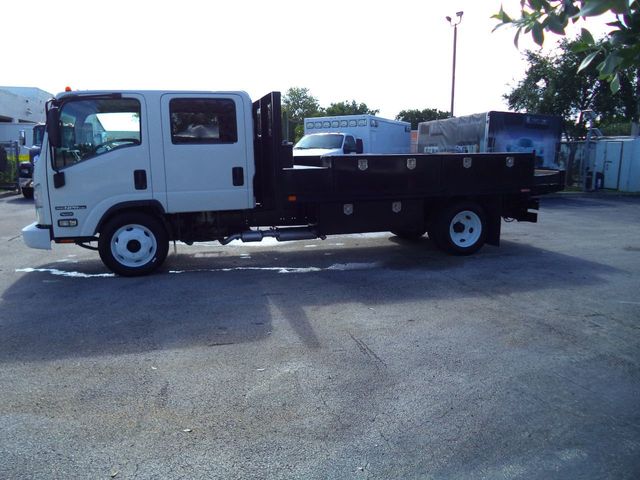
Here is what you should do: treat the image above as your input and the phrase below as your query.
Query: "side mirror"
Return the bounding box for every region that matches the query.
[46,106,61,148]
[19,130,26,146]
[355,138,364,154]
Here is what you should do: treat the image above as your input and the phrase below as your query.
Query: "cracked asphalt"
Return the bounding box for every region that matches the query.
[1,192,639,479]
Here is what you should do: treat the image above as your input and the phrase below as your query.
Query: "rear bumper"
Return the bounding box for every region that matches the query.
[22,222,52,250]
[533,169,565,195]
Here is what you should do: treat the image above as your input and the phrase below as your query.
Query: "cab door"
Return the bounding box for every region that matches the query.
[160,93,251,213]
[48,94,151,239]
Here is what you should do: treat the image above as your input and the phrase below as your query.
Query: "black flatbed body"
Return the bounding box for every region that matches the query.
[283,153,541,203]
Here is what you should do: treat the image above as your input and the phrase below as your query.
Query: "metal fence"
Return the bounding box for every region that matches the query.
[0,141,19,190]
[558,141,596,190]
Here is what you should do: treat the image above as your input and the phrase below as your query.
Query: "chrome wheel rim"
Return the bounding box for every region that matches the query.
[110,223,157,267]
[449,210,482,248]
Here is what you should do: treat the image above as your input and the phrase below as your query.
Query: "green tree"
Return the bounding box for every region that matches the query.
[324,100,379,116]
[282,87,324,141]
[395,108,450,129]
[506,38,639,137]
[493,0,639,94]
[282,87,323,121]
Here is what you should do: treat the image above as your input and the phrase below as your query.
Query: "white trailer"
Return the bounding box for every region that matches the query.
[293,114,411,157]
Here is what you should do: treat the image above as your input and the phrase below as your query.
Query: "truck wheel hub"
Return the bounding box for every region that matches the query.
[111,224,157,266]
[127,239,142,253]
[449,211,482,247]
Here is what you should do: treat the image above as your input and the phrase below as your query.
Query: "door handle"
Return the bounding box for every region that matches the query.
[232,167,244,186]
[134,170,147,190]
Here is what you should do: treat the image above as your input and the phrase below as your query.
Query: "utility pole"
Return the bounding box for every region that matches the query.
[446,11,463,117]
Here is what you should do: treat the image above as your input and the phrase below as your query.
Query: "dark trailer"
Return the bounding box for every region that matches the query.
[416,111,563,168]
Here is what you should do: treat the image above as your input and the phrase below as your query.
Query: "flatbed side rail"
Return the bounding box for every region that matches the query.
[533,169,565,195]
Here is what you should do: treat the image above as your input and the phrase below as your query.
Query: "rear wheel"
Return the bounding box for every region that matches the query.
[431,201,487,255]
[98,212,168,276]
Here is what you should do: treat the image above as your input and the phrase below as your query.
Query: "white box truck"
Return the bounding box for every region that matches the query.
[293,114,411,158]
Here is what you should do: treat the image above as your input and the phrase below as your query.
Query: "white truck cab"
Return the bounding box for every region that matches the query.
[23,90,255,259]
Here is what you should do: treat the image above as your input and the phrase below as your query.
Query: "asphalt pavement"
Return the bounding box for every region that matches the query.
[1,191,639,479]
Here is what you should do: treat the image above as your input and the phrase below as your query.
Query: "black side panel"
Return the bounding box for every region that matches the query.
[442,153,534,195]
[252,92,284,211]
[329,155,443,199]
[317,199,424,235]
[280,166,333,201]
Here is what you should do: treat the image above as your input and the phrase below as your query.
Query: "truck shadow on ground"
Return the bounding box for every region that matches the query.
[3,195,32,205]
[2,237,620,363]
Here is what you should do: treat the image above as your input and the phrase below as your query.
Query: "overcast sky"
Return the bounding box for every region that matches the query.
[4,0,615,119]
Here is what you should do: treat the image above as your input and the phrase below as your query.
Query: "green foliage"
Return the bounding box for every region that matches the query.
[505,38,639,138]
[324,100,379,116]
[282,87,323,142]
[282,88,449,141]
[282,87,323,123]
[493,0,640,93]
[282,88,381,142]
[395,108,450,129]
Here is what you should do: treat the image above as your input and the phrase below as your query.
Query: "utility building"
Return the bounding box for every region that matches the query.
[0,86,51,124]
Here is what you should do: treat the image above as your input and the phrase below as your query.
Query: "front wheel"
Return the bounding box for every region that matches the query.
[98,212,168,276]
[431,201,487,255]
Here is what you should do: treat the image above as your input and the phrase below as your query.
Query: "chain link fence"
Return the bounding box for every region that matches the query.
[0,141,20,191]
[558,141,597,190]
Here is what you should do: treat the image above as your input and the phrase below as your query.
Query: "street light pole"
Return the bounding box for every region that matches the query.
[446,11,463,117]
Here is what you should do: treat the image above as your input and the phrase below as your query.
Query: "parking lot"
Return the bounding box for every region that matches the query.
[1,192,639,479]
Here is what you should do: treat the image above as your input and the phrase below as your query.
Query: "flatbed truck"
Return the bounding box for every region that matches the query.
[22,90,564,276]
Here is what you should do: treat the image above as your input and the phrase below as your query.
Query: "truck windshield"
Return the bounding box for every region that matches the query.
[52,98,141,169]
[294,133,344,150]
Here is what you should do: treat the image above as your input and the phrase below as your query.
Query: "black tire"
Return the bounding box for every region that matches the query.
[431,201,487,255]
[391,228,427,240]
[22,187,34,199]
[98,212,168,276]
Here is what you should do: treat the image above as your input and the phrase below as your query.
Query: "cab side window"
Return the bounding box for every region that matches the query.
[344,135,357,153]
[170,98,237,144]
[53,98,141,169]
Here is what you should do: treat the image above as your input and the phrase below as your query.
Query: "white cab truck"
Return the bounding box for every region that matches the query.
[293,114,411,158]
[22,90,564,276]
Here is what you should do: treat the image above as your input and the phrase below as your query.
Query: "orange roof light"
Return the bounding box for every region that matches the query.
[65,86,72,92]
